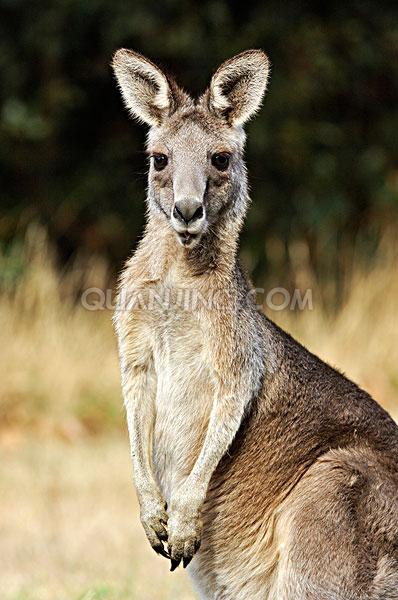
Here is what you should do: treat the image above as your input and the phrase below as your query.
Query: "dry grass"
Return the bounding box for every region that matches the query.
[0,226,122,437]
[0,226,397,598]
[0,436,194,600]
[1,226,397,434]
[272,234,398,421]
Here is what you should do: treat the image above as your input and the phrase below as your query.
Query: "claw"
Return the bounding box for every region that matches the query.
[170,557,181,571]
[183,555,193,569]
[154,544,170,559]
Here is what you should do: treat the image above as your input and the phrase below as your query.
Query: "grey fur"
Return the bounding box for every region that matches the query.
[112,49,398,599]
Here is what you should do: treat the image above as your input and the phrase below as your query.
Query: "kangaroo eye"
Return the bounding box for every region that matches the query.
[211,152,230,171]
[152,154,168,171]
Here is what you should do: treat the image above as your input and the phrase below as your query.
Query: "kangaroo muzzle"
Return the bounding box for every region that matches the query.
[171,197,207,247]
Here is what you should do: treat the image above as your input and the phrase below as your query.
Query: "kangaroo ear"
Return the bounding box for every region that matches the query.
[112,49,176,126]
[209,50,270,126]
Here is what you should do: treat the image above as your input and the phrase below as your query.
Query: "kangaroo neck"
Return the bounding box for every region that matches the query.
[145,212,242,282]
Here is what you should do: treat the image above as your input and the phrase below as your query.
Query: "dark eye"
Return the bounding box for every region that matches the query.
[211,152,230,171]
[152,154,168,171]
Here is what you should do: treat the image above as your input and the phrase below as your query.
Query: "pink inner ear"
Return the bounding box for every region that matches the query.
[112,50,172,125]
[214,74,268,125]
[113,49,195,126]
[208,51,269,126]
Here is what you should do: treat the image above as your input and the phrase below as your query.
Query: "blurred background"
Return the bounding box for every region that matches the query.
[1,1,397,599]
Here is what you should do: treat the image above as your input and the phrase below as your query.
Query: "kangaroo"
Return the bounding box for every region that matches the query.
[112,49,398,599]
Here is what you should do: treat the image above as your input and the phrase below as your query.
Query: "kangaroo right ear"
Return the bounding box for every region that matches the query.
[209,50,270,126]
[112,49,175,126]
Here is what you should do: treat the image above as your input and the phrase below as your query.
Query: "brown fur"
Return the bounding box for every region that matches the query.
[112,49,398,599]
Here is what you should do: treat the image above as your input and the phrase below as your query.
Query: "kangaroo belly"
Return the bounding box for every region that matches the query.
[152,310,214,501]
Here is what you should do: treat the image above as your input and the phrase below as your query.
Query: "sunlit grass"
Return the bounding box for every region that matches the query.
[0,226,122,437]
[1,225,396,435]
[272,232,398,421]
[0,225,397,598]
[0,438,194,600]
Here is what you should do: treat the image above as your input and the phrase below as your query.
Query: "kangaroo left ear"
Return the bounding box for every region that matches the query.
[209,50,270,126]
[112,49,185,127]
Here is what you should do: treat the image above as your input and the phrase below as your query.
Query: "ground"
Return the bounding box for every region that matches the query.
[1,233,397,599]
[0,436,194,600]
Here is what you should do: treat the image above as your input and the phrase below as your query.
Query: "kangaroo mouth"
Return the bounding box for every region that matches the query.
[177,231,199,247]
[170,214,207,248]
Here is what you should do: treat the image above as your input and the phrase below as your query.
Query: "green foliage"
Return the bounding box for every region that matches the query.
[1,1,397,288]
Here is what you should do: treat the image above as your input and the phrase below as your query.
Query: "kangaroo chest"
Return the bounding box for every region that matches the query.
[150,296,215,501]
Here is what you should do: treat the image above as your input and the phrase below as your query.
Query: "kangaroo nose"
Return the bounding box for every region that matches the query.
[173,198,204,224]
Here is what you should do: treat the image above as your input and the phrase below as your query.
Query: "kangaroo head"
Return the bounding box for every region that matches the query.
[113,49,270,249]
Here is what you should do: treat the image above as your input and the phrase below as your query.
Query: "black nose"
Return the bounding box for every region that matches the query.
[173,198,204,224]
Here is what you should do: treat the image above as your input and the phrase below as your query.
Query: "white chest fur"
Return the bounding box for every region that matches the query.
[150,285,215,502]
